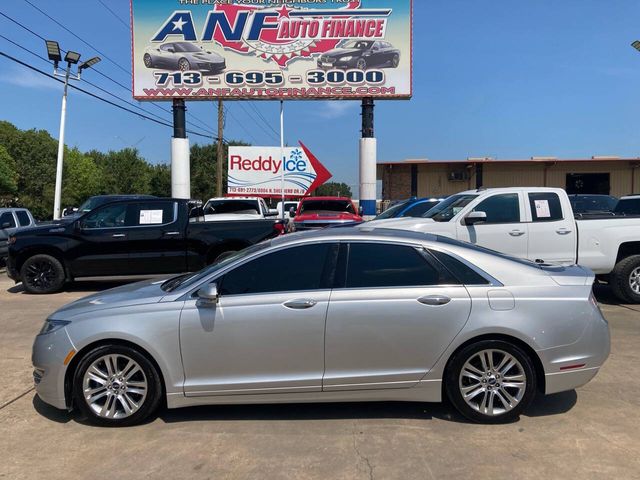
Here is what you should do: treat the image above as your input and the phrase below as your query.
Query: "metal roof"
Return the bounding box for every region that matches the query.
[378,157,640,166]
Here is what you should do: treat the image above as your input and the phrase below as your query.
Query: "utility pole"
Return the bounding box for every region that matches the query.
[217,100,224,197]
[359,97,377,219]
[171,99,190,199]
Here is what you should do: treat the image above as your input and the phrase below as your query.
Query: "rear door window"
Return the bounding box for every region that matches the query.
[528,193,563,222]
[16,211,31,226]
[343,243,456,288]
[128,201,176,226]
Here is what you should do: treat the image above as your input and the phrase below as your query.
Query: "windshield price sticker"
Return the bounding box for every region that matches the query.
[131,1,412,100]
[534,200,551,218]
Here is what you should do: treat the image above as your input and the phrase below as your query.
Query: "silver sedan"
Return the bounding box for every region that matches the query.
[32,228,610,426]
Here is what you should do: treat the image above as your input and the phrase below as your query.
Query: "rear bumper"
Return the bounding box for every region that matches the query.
[545,367,601,394]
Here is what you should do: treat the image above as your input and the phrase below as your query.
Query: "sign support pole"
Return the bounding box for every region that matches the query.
[171,98,191,199]
[359,97,377,220]
[52,62,71,220]
[280,100,285,219]
[217,100,224,197]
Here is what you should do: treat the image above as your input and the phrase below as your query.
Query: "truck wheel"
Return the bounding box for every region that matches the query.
[20,254,66,294]
[610,255,640,303]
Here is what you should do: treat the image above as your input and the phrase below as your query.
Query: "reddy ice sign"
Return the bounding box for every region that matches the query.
[227,143,332,197]
[131,0,412,100]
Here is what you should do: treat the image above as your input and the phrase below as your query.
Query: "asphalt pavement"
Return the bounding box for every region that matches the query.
[1,273,639,480]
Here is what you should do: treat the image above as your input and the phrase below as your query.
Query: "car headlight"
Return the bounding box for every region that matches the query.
[39,319,71,335]
[341,56,353,61]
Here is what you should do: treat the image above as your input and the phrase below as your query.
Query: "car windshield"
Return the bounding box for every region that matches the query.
[77,197,110,213]
[300,200,354,215]
[423,194,478,222]
[161,242,272,292]
[344,40,372,50]
[204,200,260,215]
[614,197,640,215]
[375,200,410,220]
[174,42,202,53]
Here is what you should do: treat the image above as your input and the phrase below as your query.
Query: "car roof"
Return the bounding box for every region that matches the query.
[301,196,352,201]
[271,226,438,247]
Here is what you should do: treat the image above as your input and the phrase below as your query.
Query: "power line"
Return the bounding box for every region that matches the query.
[3,5,216,135]
[0,50,217,140]
[248,102,280,138]
[0,34,217,138]
[237,102,279,143]
[95,0,129,29]
[224,105,260,144]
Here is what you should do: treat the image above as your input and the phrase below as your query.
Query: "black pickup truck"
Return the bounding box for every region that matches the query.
[6,198,285,294]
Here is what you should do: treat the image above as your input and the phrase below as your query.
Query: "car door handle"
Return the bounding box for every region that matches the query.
[509,230,525,237]
[163,231,180,236]
[112,233,126,238]
[418,295,451,306]
[556,228,572,235]
[283,299,317,310]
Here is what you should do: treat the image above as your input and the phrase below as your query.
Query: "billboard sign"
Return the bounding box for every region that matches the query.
[227,143,332,198]
[131,1,412,100]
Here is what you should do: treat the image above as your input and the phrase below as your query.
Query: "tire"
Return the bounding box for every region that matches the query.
[445,340,536,424]
[143,53,153,68]
[356,58,367,70]
[610,255,640,303]
[178,58,191,71]
[20,254,66,294]
[391,54,400,68]
[73,344,162,427]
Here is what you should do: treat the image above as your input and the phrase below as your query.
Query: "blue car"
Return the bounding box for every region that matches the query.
[376,197,444,220]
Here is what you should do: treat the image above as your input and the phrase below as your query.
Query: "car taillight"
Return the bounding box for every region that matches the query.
[274,223,286,236]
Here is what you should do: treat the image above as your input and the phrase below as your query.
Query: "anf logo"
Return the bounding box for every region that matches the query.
[149,2,391,68]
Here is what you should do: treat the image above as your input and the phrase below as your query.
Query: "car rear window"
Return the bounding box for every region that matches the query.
[300,200,354,215]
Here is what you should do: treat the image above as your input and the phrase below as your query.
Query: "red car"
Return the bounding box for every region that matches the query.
[292,197,363,231]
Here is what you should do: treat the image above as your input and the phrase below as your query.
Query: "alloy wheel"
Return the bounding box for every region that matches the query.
[178,59,191,71]
[82,354,148,419]
[459,349,526,417]
[630,267,640,295]
[392,55,399,67]
[356,58,367,70]
[24,260,57,290]
[143,54,152,67]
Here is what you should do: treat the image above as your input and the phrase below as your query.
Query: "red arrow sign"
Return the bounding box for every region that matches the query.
[299,141,332,196]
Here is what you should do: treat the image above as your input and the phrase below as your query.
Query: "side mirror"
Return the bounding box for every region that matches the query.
[289,207,296,218]
[358,206,364,216]
[196,283,219,307]
[464,211,487,226]
[73,220,82,232]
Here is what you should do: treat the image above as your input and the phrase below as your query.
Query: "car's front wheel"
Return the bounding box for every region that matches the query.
[73,345,162,427]
[20,254,66,294]
[178,58,191,71]
[143,53,153,68]
[356,58,367,70]
[445,340,536,423]
[391,54,400,68]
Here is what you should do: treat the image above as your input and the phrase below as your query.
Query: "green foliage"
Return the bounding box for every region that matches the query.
[149,163,171,197]
[314,182,353,198]
[0,144,18,202]
[61,148,101,209]
[190,140,250,201]
[89,148,152,195]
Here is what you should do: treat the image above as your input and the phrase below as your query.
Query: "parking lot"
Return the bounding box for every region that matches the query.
[0,273,638,480]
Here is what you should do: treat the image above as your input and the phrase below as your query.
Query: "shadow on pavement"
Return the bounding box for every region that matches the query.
[524,390,577,418]
[7,279,143,294]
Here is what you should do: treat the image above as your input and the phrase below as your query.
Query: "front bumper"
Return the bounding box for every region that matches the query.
[316,58,358,70]
[32,327,76,410]
[293,220,358,231]
[198,61,226,75]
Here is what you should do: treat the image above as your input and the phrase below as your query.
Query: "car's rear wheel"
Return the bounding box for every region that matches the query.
[20,254,66,294]
[143,53,153,68]
[73,345,162,427]
[356,58,367,70]
[445,340,536,424]
[178,58,191,71]
[610,255,640,303]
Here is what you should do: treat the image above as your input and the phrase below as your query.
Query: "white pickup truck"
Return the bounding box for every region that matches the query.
[201,197,276,222]
[367,187,640,303]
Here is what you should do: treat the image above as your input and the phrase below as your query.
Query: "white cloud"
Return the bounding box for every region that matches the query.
[0,66,61,91]
[315,101,360,119]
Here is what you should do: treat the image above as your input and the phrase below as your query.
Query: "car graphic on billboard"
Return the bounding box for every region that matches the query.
[143,42,226,74]
[317,40,401,70]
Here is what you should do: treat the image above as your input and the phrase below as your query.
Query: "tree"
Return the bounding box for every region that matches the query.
[0,145,18,205]
[90,148,151,195]
[313,182,353,198]
[61,148,101,208]
[190,140,250,201]
[149,163,171,197]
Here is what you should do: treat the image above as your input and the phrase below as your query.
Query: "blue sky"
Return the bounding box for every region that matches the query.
[1,0,640,196]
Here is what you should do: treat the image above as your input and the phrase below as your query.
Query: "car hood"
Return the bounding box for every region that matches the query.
[365,217,439,229]
[187,51,224,62]
[296,212,362,222]
[50,278,170,319]
[323,48,362,59]
[202,214,262,222]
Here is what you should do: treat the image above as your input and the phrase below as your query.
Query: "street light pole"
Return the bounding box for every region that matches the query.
[52,62,71,221]
[44,40,100,220]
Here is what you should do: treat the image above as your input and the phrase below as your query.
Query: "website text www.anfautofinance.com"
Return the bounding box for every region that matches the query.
[140,86,397,98]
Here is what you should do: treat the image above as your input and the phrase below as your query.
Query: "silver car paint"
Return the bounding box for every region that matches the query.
[32,228,610,412]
